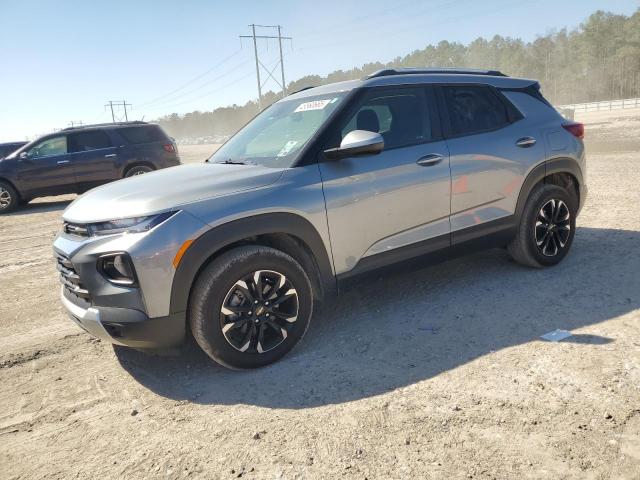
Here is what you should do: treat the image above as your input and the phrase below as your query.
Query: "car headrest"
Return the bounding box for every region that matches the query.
[356,109,380,133]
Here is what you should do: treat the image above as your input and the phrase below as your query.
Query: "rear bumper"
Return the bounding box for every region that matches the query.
[61,287,185,348]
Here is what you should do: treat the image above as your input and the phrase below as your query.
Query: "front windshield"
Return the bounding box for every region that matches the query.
[209,92,348,168]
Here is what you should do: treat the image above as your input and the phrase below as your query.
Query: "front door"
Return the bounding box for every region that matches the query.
[319,86,451,276]
[17,134,76,196]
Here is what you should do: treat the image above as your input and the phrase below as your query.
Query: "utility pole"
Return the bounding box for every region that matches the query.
[250,24,262,110]
[277,25,286,97]
[104,100,132,123]
[106,100,115,122]
[240,24,292,110]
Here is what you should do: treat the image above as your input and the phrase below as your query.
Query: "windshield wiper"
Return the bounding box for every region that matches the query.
[215,158,254,165]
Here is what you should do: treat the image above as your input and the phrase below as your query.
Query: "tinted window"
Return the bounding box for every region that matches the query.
[27,136,67,159]
[117,125,167,144]
[442,86,510,136]
[341,87,431,149]
[69,130,112,152]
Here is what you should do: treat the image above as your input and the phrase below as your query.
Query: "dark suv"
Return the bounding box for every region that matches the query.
[0,122,180,213]
[0,142,28,159]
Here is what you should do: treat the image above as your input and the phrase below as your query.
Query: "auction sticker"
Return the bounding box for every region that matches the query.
[277,140,299,157]
[294,99,332,113]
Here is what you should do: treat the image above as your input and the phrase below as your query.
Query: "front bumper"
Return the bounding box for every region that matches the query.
[61,287,185,348]
[53,209,208,348]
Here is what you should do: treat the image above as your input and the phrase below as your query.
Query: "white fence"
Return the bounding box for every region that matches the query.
[556,97,640,113]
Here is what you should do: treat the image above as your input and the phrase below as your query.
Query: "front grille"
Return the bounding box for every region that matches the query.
[55,252,90,300]
[63,222,90,237]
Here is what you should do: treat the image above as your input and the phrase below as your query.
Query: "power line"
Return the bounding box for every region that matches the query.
[137,49,243,108]
[292,0,520,56]
[240,24,292,110]
[138,58,253,110]
[105,100,132,122]
[140,69,256,112]
[140,54,284,115]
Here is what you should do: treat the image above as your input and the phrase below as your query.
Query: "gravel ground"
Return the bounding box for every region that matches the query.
[1,113,639,479]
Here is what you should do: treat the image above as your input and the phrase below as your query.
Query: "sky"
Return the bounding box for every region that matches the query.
[0,0,638,141]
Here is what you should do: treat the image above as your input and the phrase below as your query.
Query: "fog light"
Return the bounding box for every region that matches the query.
[98,253,137,285]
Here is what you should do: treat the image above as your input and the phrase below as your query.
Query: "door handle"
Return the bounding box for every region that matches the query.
[515,137,536,148]
[104,154,117,158]
[57,160,70,165]
[416,154,444,167]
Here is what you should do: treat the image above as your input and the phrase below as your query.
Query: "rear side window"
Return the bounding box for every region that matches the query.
[442,86,510,136]
[117,125,167,144]
[69,130,112,153]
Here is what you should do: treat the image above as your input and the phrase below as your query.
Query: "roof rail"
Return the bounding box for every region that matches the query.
[61,121,148,131]
[366,68,507,79]
[289,85,317,95]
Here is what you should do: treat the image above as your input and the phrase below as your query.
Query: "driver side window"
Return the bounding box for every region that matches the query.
[340,87,431,150]
[28,136,68,159]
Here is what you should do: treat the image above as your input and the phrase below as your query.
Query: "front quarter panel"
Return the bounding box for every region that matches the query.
[172,164,334,314]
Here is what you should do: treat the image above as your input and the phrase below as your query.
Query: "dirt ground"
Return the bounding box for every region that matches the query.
[1,112,639,480]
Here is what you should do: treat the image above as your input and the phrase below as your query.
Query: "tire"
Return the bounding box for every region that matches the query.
[0,181,19,214]
[124,165,153,177]
[508,183,577,268]
[189,245,314,369]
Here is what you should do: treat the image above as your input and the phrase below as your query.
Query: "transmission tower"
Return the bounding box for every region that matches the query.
[104,100,132,123]
[240,24,292,110]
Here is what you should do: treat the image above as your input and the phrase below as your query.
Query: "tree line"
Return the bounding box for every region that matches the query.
[157,8,640,140]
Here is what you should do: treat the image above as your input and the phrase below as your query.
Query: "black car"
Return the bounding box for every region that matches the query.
[0,141,28,159]
[0,122,180,213]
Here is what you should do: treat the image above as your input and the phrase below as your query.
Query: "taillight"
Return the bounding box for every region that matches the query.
[562,122,584,140]
[163,143,175,153]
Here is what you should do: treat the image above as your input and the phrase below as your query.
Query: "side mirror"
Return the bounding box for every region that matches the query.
[19,152,28,160]
[324,130,384,160]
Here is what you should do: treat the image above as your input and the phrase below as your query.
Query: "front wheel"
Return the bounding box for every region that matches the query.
[0,181,19,214]
[508,184,577,268]
[189,246,313,369]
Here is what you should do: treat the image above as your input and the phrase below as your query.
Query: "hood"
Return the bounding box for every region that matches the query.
[63,163,284,223]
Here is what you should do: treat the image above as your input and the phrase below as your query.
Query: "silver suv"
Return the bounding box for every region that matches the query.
[53,68,587,369]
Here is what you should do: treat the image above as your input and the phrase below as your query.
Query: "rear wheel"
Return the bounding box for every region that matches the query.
[508,184,577,268]
[0,181,19,214]
[189,246,313,369]
[124,165,153,177]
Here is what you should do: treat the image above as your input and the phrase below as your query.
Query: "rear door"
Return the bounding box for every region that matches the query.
[437,84,545,242]
[68,130,119,189]
[319,85,451,276]
[16,135,76,196]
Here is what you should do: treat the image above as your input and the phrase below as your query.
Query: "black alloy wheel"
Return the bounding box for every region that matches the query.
[220,269,299,354]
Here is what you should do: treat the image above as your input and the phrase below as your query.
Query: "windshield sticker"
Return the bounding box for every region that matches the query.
[277,140,299,157]
[294,99,333,113]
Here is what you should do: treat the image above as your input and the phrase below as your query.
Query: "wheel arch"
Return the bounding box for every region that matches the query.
[515,157,584,220]
[169,213,336,316]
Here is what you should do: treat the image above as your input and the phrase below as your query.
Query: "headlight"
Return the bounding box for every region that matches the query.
[89,211,178,236]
